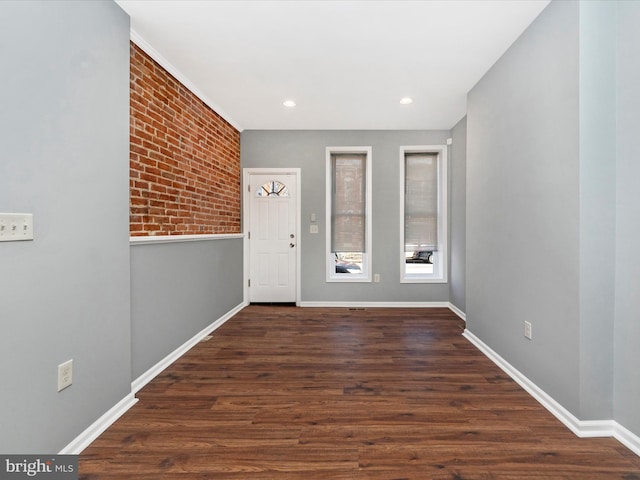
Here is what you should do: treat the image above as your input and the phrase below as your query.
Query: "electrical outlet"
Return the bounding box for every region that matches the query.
[524,321,532,340]
[374,273,381,283]
[58,359,73,392]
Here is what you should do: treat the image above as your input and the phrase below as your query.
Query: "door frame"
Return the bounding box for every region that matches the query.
[243,168,301,306]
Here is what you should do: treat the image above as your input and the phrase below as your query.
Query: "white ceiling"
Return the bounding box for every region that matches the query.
[115,0,550,131]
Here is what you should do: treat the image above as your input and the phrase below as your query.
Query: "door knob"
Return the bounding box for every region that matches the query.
[290,234,295,238]
[290,243,295,248]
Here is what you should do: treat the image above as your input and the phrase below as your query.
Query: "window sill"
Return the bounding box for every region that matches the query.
[326,276,372,283]
[400,277,448,284]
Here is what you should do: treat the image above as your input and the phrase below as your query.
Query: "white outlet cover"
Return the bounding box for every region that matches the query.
[58,359,73,392]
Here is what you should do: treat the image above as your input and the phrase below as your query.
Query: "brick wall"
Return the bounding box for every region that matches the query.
[129,43,241,236]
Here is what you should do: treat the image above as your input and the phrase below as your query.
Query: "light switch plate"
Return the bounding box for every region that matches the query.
[0,213,34,242]
[524,321,532,340]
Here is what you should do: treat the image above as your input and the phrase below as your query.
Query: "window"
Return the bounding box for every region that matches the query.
[257,180,290,197]
[400,145,447,282]
[326,147,372,282]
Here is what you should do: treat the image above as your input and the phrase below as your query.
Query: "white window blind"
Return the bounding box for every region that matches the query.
[331,153,366,253]
[404,152,438,251]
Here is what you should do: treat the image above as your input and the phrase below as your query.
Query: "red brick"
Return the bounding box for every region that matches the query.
[129,43,240,236]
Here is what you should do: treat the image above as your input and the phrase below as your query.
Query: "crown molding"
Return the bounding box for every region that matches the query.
[130,29,243,132]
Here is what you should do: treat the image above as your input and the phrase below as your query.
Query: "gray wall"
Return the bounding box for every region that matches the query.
[0,1,131,452]
[131,239,244,379]
[467,0,640,440]
[4,0,635,456]
[467,0,582,412]
[578,0,616,421]
[614,0,640,437]
[449,117,466,313]
[241,130,452,303]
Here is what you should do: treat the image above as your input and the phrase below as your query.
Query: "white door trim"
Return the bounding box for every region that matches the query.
[243,168,301,305]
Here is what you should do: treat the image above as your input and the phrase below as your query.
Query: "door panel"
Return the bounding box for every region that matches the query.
[277,203,289,240]
[249,173,297,303]
[258,202,269,240]
[277,253,289,285]
[257,253,269,286]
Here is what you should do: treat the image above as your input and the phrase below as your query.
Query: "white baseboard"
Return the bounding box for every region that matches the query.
[614,422,640,457]
[463,328,640,457]
[132,301,246,394]
[299,301,468,324]
[299,301,451,308]
[59,302,247,455]
[448,303,466,320]
[59,393,138,455]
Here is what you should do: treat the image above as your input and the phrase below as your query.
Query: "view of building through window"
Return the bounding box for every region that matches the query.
[334,252,363,274]
[327,147,372,281]
[400,147,447,282]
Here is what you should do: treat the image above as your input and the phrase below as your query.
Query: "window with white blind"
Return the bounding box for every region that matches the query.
[326,147,372,282]
[400,145,447,282]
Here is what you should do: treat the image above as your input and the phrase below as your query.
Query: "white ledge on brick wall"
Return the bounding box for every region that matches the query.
[130,233,244,245]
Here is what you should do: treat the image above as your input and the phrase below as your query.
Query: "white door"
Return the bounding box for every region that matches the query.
[248,173,297,303]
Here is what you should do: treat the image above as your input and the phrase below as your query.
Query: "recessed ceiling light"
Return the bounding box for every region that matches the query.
[283,100,296,107]
[400,97,413,105]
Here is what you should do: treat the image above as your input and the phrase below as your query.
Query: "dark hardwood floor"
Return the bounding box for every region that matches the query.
[79,306,640,479]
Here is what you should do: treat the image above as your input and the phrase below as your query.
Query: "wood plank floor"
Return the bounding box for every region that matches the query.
[79,306,640,479]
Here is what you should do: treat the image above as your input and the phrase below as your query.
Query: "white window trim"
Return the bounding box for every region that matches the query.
[399,145,448,283]
[326,146,372,282]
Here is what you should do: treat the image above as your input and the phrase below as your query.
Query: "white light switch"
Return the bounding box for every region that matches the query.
[310,213,317,222]
[0,213,34,242]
